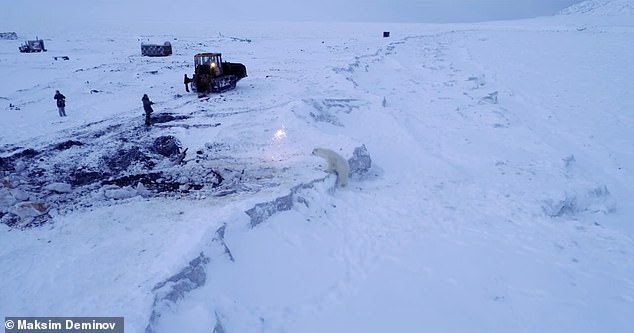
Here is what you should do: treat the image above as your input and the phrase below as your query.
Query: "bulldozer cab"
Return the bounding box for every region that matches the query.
[194,53,223,77]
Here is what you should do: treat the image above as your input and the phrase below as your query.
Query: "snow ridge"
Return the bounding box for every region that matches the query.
[560,0,634,15]
[145,253,210,333]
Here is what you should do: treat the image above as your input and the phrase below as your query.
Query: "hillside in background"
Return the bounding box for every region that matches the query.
[560,0,634,14]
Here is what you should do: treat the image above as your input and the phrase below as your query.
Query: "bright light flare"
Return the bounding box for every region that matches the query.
[273,128,287,141]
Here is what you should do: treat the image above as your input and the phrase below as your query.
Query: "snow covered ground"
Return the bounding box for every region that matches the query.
[2,1,634,332]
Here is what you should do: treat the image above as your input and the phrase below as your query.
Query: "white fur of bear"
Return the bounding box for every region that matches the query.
[312,148,349,187]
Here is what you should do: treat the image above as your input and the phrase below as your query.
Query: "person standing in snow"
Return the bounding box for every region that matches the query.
[142,94,154,126]
[54,90,66,117]
[184,74,192,92]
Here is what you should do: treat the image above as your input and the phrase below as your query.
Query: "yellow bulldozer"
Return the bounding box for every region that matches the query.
[184,53,247,95]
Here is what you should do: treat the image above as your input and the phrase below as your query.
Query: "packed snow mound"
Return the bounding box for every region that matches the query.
[560,0,634,15]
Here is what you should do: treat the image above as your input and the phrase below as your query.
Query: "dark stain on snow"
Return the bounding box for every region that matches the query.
[54,140,83,151]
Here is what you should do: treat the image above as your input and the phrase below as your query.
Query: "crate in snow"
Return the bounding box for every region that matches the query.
[141,42,172,57]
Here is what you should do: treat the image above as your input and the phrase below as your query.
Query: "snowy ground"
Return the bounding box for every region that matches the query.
[2,1,634,332]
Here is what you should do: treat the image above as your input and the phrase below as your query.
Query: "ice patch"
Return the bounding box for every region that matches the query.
[543,185,616,218]
[347,144,372,176]
[145,253,210,333]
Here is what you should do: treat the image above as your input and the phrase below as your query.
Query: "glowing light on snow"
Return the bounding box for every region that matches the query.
[268,127,288,161]
[273,128,287,141]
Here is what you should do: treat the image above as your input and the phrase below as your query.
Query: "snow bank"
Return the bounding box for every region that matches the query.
[560,0,634,15]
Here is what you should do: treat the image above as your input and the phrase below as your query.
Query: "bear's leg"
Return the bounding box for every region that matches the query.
[338,170,348,187]
[327,159,337,173]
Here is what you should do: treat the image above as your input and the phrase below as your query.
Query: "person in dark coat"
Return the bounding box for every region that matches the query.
[184,74,192,92]
[142,94,154,126]
[54,90,66,117]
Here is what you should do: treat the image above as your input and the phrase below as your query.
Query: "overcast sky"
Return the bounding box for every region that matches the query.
[2,0,584,28]
[228,0,584,22]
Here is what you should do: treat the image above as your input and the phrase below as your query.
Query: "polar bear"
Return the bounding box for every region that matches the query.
[312,148,349,187]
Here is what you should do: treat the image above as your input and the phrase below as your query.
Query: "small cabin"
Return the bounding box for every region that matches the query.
[141,42,172,57]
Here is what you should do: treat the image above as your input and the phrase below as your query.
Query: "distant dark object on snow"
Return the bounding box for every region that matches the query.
[53,56,69,60]
[151,113,190,124]
[153,136,182,157]
[383,31,390,38]
[0,32,18,40]
[141,42,172,57]
[19,37,46,53]
[54,140,83,151]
